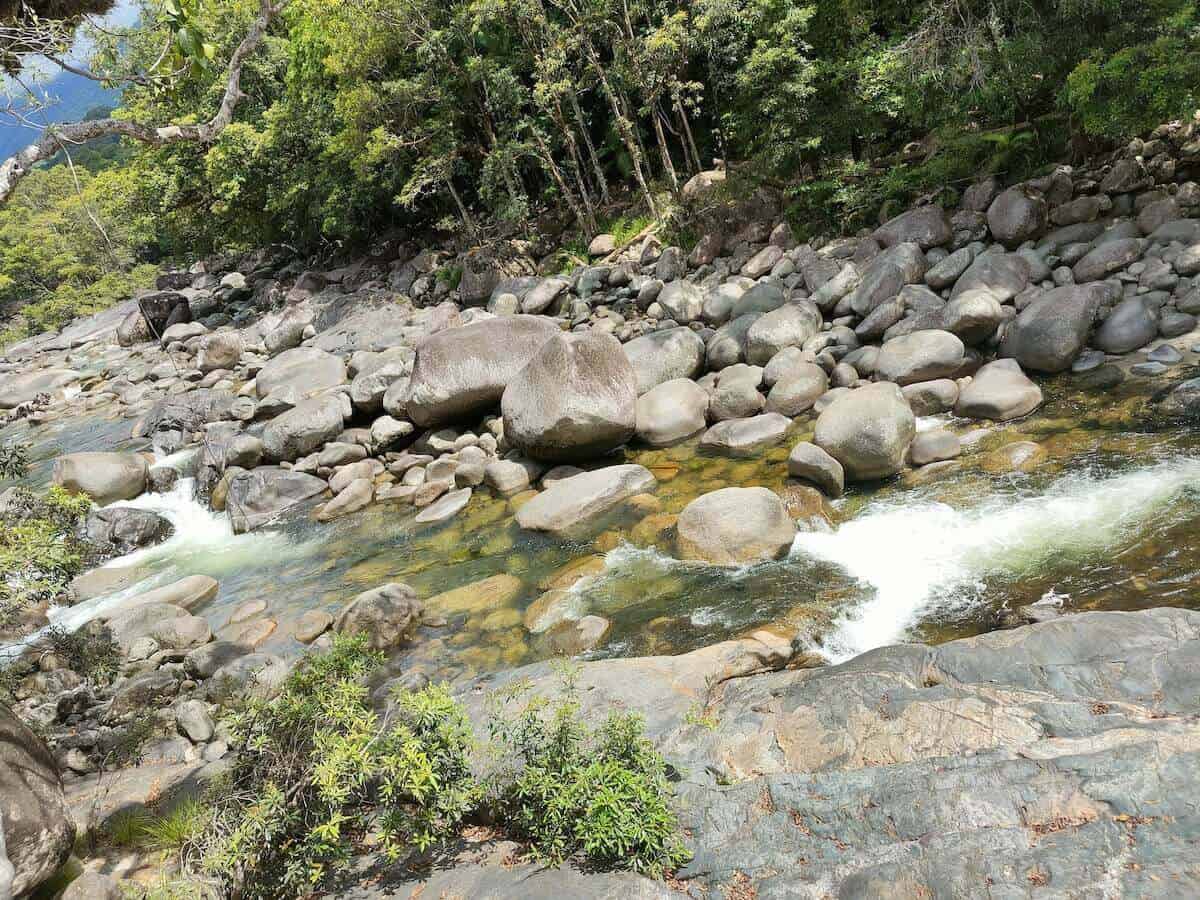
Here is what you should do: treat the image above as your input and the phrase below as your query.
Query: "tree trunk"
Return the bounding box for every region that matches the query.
[676,97,702,173]
[589,56,655,215]
[534,132,593,235]
[569,92,609,204]
[652,105,678,191]
[445,177,477,238]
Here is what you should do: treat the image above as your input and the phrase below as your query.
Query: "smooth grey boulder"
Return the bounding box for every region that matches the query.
[84,507,173,553]
[699,413,790,457]
[1000,285,1099,372]
[0,368,80,409]
[745,303,822,365]
[924,247,973,290]
[516,465,657,539]
[675,487,796,566]
[103,602,210,653]
[0,705,73,897]
[502,332,636,461]
[901,379,959,415]
[334,582,422,649]
[987,185,1047,247]
[115,575,219,613]
[1093,298,1157,353]
[787,442,844,497]
[873,206,951,250]
[955,359,1042,421]
[940,289,1005,344]
[950,252,1030,301]
[406,316,559,427]
[765,364,829,416]
[657,281,705,323]
[813,382,915,480]
[701,282,745,324]
[196,331,242,373]
[414,487,472,524]
[261,394,347,461]
[53,451,148,505]
[635,379,709,446]
[874,330,965,385]
[1072,237,1142,283]
[226,467,328,533]
[623,326,706,395]
[730,282,787,319]
[255,346,346,399]
[705,314,759,370]
[706,363,766,422]
[522,277,568,314]
[909,428,961,465]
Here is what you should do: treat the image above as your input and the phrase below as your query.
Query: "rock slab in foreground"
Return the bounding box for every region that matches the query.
[0,704,74,897]
[437,609,1200,900]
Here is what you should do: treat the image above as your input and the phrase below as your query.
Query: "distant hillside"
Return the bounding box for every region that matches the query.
[0,74,119,161]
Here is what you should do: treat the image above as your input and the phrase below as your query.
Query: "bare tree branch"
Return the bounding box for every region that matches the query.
[0,0,290,205]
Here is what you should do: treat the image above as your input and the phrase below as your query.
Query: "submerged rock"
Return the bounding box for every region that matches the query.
[335,583,423,650]
[516,465,657,539]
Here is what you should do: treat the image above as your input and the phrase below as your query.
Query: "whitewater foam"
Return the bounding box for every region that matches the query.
[794,456,1200,661]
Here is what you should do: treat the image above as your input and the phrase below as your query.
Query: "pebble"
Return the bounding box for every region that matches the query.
[1130,361,1168,376]
[1146,344,1183,365]
[1070,350,1106,373]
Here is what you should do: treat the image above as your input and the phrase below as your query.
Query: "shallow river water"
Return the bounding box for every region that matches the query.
[5,362,1200,684]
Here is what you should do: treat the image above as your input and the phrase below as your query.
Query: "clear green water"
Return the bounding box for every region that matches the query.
[17,361,1200,685]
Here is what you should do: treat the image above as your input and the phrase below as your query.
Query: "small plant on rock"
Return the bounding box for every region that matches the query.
[486,667,689,877]
[0,438,29,481]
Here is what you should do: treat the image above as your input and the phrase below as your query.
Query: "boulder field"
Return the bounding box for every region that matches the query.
[5,115,1200,895]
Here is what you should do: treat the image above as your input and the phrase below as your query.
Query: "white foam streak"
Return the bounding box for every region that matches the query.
[795,457,1200,662]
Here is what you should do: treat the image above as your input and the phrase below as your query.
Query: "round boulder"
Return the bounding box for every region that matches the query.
[334,582,423,650]
[635,379,709,446]
[875,330,965,385]
[622,326,705,395]
[1093,298,1157,354]
[987,185,1047,248]
[745,302,822,366]
[675,487,797,566]
[813,382,915,481]
[955,359,1043,421]
[255,346,346,399]
[0,705,74,896]
[53,451,148,505]
[502,332,637,462]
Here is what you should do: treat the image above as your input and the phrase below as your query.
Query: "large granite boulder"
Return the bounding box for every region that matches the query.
[675,487,797,566]
[954,359,1042,421]
[635,379,710,446]
[261,394,347,461]
[53,451,148,505]
[502,332,637,462]
[196,331,243,373]
[745,303,822,366]
[874,330,965,385]
[623,327,706,395]
[657,281,705,323]
[255,347,347,399]
[706,314,758,370]
[986,185,1047,247]
[699,413,790,458]
[999,285,1099,373]
[813,382,915,480]
[872,206,951,249]
[226,467,328,533]
[84,507,173,553]
[1093,298,1157,353]
[0,705,73,896]
[1073,237,1143,283]
[515,465,656,539]
[406,316,559,427]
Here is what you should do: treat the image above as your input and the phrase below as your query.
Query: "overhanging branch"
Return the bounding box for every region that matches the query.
[0,0,289,204]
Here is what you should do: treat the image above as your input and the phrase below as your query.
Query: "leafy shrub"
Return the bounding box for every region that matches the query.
[181,638,687,897]
[43,622,122,686]
[486,668,688,877]
[0,486,93,632]
[1065,33,1200,139]
[194,634,478,898]
[0,439,29,481]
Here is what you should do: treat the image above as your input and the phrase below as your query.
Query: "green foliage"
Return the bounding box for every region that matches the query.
[486,668,689,877]
[184,637,686,897]
[43,623,121,687]
[1065,19,1200,138]
[196,634,477,898]
[435,264,463,289]
[0,485,93,631]
[0,439,29,481]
